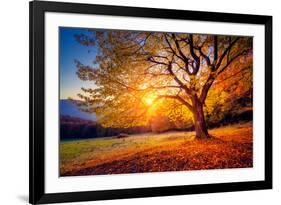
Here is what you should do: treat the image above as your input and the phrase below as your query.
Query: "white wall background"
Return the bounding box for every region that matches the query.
[0,0,279,204]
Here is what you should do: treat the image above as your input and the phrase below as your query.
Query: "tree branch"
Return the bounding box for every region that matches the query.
[215,37,240,70]
[122,33,152,55]
[199,47,211,67]
[213,66,251,85]
[163,34,185,62]
[148,57,168,66]
[166,63,193,96]
[171,34,190,64]
[199,73,216,103]
[157,94,193,112]
[188,34,200,74]
[200,48,250,103]
[217,48,250,75]
[214,36,218,64]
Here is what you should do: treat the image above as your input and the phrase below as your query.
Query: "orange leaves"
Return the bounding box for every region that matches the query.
[60,122,253,176]
[74,30,253,130]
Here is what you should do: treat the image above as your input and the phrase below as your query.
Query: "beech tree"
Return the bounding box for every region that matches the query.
[73,30,252,139]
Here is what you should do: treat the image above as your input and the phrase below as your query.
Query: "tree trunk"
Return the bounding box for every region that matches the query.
[192,98,210,139]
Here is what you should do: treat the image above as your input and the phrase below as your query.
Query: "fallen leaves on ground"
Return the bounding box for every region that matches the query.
[60,122,253,176]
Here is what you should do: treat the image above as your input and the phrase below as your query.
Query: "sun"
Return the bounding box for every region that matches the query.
[143,93,156,106]
[143,93,158,106]
[145,98,153,105]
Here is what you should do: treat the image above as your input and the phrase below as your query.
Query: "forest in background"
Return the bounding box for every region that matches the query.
[59,28,254,175]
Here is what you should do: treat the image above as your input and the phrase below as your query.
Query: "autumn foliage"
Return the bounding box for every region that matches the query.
[59,29,254,176]
[60,122,252,176]
[73,30,253,139]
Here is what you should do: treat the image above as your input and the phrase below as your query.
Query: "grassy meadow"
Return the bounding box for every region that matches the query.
[59,28,254,177]
[60,122,253,176]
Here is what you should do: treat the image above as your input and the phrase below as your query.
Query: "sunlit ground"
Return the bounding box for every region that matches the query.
[60,122,253,176]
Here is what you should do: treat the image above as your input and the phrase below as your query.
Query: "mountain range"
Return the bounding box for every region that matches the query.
[60,99,96,121]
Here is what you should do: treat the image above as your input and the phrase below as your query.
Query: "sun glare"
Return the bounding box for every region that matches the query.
[145,98,153,105]
[143,93,158,106]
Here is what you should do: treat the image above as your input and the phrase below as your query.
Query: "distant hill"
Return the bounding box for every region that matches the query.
[60,99,96,121]
[60,115,151,140]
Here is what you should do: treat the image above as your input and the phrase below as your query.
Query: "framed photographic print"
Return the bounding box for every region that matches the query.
[29,0,272,204]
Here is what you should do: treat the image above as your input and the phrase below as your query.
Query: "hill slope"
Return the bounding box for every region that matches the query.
[60,99,96,121]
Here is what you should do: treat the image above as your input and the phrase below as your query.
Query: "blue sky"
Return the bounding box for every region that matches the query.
[59,27,98,99]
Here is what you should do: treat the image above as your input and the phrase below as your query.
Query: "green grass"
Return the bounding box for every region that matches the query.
[60,122,252,176]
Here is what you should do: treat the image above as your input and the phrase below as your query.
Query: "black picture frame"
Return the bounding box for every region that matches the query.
[29,1,272,204]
